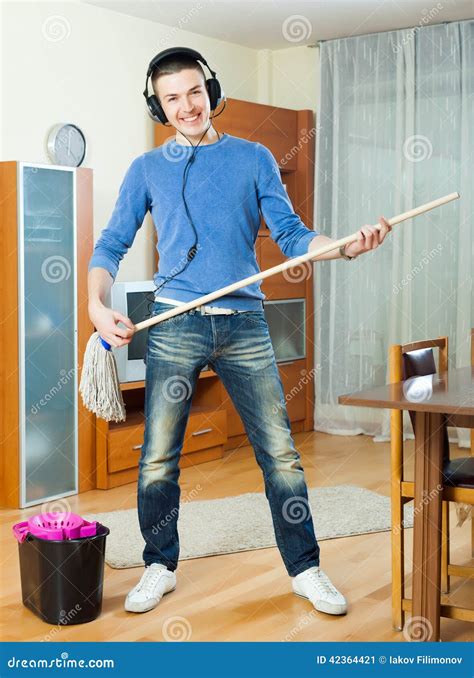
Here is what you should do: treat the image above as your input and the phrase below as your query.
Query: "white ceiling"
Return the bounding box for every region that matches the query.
[82,0,473,50]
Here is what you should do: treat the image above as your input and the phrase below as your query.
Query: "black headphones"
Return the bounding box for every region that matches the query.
[143,46,225,124]
[143,47,226,298]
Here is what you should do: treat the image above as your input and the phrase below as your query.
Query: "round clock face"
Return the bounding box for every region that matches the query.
[47,124,86,167]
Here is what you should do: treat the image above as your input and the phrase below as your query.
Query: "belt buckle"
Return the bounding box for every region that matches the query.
[200,305,230,315]
[197,304,238,316]
[198,305,215,315]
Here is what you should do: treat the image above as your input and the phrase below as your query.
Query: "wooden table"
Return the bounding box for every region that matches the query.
[339,366,474,641]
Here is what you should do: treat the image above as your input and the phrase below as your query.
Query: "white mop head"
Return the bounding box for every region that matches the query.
[79,332,126,422]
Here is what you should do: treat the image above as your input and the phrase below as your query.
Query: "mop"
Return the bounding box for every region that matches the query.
[79,193,459,422]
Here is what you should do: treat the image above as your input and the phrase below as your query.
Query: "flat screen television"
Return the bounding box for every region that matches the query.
[264,299,306,363]
[107,280,156,383]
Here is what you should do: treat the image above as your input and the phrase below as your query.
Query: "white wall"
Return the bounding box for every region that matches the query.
[1,0,319,281]
[271,44,320,112]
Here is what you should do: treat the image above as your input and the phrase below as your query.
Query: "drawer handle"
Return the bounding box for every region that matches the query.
[192,428,213,436]
[132,444,142,450]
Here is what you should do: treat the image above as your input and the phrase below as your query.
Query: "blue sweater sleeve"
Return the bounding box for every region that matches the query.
[88,154,150,279]
[256,143,318,257]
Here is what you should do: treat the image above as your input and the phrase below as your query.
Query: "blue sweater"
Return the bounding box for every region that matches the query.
[89,133,318,311]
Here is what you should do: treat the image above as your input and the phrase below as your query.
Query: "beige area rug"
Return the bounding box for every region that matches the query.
[83,485,413,569]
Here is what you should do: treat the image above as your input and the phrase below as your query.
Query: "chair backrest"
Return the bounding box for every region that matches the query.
[402,347,437,380]
[400,337,449,375]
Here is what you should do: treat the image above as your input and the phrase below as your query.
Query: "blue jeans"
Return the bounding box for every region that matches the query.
[137,301,320,577]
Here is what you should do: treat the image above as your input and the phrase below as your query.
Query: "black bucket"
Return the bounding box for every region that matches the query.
[17,523,109,625]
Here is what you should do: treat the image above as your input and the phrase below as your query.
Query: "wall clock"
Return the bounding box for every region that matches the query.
[47,123,86,167]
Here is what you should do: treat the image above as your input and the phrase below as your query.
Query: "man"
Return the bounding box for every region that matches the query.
[88,48,391,616]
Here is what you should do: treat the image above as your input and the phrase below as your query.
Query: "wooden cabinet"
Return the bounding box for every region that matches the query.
[96,371,227,490]
[0,162,95,508]
[107,412,144,473]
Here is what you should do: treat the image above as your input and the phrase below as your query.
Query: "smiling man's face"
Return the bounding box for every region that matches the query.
[155,68,211,144]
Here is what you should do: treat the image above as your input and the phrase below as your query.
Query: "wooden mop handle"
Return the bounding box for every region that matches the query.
[135,192,459,332]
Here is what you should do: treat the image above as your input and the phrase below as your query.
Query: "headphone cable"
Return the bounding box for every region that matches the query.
[152,121,221,299]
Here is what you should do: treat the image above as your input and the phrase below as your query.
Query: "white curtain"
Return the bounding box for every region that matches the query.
[314,20,473,447]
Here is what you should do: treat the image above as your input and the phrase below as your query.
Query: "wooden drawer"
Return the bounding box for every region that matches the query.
[108,420,144,473]
[182,409,227,455]
[107,409,227,472]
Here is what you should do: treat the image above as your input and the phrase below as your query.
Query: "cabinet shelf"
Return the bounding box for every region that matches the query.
[120,380,145,391]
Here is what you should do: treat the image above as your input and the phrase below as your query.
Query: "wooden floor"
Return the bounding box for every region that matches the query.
[1,431,472,642]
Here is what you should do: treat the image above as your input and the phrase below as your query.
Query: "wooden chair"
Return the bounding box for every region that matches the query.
[389,336,474,630]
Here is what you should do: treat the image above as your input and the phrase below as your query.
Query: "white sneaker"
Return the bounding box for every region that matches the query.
[125,563,176,613]
[292,566,347,615]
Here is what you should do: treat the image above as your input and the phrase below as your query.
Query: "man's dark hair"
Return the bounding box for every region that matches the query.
[151,55,207,101]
